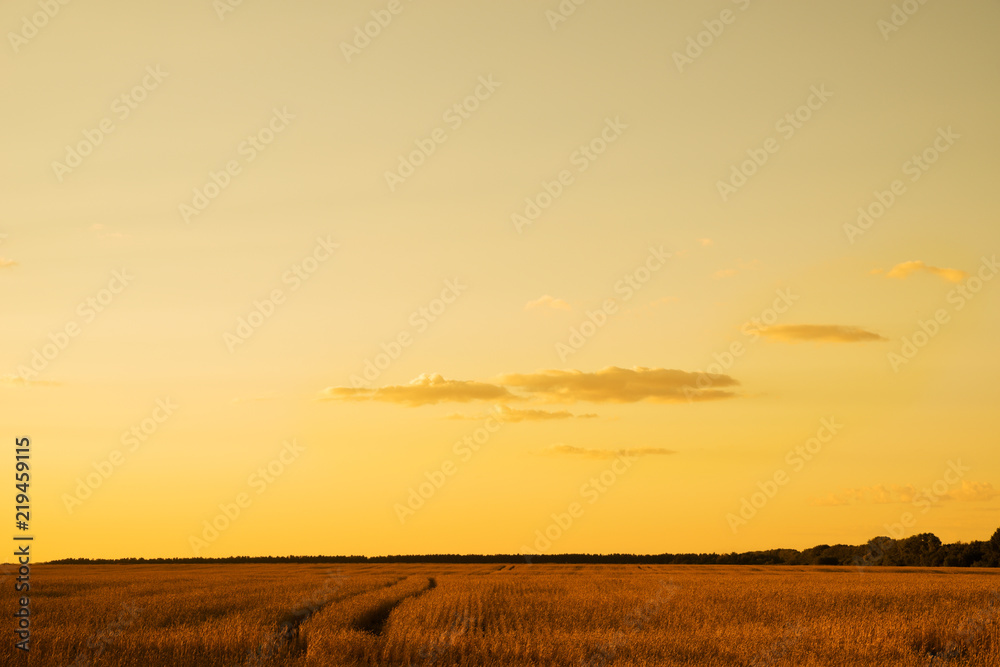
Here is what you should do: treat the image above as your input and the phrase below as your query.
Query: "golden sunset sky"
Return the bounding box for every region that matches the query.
[2,0,998,560]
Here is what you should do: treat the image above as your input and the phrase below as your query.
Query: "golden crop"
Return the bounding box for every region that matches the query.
[1,563,997,666]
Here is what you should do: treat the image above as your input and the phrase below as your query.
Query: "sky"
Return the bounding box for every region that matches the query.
[1,0,998,560]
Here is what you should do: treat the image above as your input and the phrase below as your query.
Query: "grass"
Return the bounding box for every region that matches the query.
[1,563,998,665]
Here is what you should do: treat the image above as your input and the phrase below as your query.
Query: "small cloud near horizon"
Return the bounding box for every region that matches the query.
[320,373,514,406]
[541,443,676,460]
[445,406,598,422]
[524,295,571,311]
[0,375,60,387]
[810,481,1000,506]
[89,223,129,240]
[752,324,887,343]
[872,260,967,283]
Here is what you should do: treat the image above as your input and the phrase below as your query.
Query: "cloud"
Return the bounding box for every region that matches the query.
[322,366,739,407]
[320,373,513,406]
[0,258,17,268]
[810,481,1000,507]
[89,223,129,240]
[753,324,886,343]
[0,375,60,387]
[445,406,598,422]
[714,259,759,280]
[948,481,1000,502]
[524,295,571,311]
[880,260,967,283]
[497,366,739,404]
[699,238,714,247]
[541,444,676,460]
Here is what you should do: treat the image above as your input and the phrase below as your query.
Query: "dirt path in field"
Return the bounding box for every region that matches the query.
[247,577,406,663]
[354,576,437,636]
[279,578,404,639]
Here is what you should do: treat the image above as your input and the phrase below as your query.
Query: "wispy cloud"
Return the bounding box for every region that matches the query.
[321,366,739,407]
[0,375,60,387]
[89,223,129,240]
[524,295,571,311]
[0,258,17,268]
[320,373,514,406]
[541,444,676,459]
[810,481,1000,506]
[714,259,758,280]
[497,366,739,404]
[874,260,967,283]
[445,406,597,422]
[752,324,886,343]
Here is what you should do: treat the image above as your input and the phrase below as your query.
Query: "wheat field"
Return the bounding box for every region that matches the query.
[2,563,998,666]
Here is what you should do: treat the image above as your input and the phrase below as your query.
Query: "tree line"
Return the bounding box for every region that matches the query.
[46,528,1000,567]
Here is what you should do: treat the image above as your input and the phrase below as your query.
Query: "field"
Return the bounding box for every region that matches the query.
[2,564,999,666]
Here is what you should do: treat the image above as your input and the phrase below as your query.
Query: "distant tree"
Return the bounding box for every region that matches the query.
[855,537,894,567]
[990,528,1000,553]
[944,542,986,568]
[898,534,943,566]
